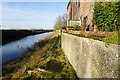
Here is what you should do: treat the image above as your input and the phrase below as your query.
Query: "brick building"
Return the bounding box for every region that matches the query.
[67,0,81,26]
[67,0,95,30]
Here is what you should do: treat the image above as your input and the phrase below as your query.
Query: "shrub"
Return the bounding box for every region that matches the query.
[67,25,80,31]
[93,2,120,32]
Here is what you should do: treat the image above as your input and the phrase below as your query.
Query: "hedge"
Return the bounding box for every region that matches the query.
[93,2,120,32]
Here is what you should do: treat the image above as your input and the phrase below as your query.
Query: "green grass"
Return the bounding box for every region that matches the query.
[2,32,79,79]
[64,31,119,47]
[21,35,79,79]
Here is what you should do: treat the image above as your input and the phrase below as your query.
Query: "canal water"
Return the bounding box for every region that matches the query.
[1,32,51,64]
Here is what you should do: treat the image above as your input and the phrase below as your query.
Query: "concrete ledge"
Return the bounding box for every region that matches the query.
[61,33,119,78]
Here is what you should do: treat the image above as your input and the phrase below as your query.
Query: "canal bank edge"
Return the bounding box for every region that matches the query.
[2,31,78,79]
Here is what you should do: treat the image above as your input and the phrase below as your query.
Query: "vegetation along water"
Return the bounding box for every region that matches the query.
[2,29,53,45]
[2,32,79,79]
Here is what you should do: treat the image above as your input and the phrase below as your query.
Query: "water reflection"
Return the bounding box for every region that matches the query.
[1,32,51,64]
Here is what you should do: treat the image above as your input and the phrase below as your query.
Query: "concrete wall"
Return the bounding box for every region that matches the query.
[61,33,119,78]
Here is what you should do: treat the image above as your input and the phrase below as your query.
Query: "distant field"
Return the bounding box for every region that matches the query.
[2,29,53,45]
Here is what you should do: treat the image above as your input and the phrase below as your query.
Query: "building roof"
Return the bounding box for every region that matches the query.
[67,2,71,9]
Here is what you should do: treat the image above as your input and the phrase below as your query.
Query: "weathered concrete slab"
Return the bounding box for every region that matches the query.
[62,33,119,78]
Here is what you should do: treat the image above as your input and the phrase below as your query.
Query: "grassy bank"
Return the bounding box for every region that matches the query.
[2,29,53,45]
[2,32,79,79]
[64,31,119,47]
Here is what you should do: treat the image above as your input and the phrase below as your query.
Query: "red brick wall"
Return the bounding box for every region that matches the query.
[67,0,80,21]
[79,2,95,26]
[67,1,95,27]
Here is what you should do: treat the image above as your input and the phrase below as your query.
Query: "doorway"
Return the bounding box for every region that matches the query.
[84,16,87,30]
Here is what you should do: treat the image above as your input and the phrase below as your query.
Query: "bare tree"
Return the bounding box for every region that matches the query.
[54,15,63,30]
[62,13,67,29]
[54,13,67,30]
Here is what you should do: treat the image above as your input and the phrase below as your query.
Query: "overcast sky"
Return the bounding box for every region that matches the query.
[2,2,67,29]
